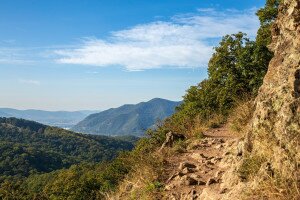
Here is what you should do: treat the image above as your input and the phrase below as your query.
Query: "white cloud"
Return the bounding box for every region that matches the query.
[19,79,41,85]
[55,8,259,71]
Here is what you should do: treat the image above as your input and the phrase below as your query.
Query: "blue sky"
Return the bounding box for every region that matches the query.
[0,0,265,111]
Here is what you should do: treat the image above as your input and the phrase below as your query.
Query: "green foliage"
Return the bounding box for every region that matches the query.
[169,33,263,134]
[195,132,206,140]
[257,0,280,27]
[166,1,279,134]
[0,117,135,183]
[146,181,163,192]
[0,154,131,200]
[0,127,160,200]
[255,0,280,88]
[146,122,169,146]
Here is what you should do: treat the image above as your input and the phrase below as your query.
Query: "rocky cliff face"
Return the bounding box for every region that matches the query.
[247,0,299,180]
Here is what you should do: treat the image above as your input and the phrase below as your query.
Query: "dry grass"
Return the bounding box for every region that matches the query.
[228,99,255,136]
[206,113,226,129]
[239,147,300,200]
[188,115,208,137]
[171,139,188,154]
[187,114,226,137]
[244,173,300,200]
[108,152,164,200]
[238,155,267,181]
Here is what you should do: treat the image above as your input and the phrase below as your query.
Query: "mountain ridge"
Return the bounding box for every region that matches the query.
[72,98,181,136]
[0,108,98,128]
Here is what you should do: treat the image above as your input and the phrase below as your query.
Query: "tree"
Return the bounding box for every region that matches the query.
[254,0,281,90]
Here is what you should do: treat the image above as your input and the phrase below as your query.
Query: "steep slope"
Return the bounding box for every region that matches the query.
[72,98,181,136]
[0,108,97,128]
[244,0,300,189]
[0,117,136,182]
[186,2,300,199]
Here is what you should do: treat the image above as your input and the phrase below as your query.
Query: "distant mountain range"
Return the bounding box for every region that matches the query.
[0,108,98,129]
[72,98,181,136]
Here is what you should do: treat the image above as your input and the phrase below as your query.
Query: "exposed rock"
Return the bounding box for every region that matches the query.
[187,141,202,150]
[159,131,186,151]
[236,140,244,156]
[181,167,196,174]
[211,157,222,164]
[219,138,225,143]
[198,180,206,185]
[165,184,176,191]
[199,153,208,159]
[178,162,197,170]
[189,153,201,160]
[180,175,198,186]
[206,178,218,185]
[167,172,181,183]
[246,0,300,180]
[215,170,225,178]
[189,174,206,185]
[205,160,215,166]
[219,188,228,194]
[199,188,220,200]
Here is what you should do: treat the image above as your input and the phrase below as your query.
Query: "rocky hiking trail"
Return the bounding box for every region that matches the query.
[161,126,240,200]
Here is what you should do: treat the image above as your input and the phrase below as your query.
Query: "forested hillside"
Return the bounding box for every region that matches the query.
[0,117,136,183]
[72,98,181,136]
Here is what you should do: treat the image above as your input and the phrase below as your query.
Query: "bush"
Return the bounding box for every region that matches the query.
[164,31,271,135]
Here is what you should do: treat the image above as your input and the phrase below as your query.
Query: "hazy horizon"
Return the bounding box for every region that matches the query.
[0,97,181,111]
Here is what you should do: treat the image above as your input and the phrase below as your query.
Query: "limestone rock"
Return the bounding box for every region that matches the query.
[159,131,186,150]
[181,167,196,174]
[178,162,197,170]
[180,175,198,186]
[246,0,300,179]
[206,178,218,185]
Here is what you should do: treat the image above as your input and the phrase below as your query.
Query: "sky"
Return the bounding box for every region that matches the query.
[0,0,266,111]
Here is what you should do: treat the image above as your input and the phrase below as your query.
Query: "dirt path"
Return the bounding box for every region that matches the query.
[160,126,238,200]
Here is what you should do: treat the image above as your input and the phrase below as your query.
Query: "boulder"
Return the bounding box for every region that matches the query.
[159,131,186,150]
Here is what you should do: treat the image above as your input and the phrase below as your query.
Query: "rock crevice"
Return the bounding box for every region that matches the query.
[247,0,300,179]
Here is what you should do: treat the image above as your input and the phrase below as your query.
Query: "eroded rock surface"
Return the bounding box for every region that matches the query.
[162,127,239,200]
[246,0,300,179]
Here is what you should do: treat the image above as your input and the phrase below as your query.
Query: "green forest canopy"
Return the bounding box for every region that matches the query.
[0,117,136,182]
